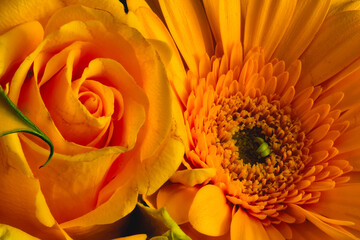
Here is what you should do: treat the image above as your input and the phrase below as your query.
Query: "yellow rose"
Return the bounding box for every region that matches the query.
[0,0,184,239]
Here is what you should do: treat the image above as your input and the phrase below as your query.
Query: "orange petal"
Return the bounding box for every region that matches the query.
[20,133,126,224]
[133,6,188,106]
[188,185,232,237]
[298,10,360,91]
[306,183,360,231]
[218,0,241,57]
[291,204,357,239]
[0,135,71,240]
[170,168,217,187]
[157,184,198,224]
[0,21,43,81]
[61,177,138,229]
[273,0,330,64]
[244,0,297,60]
[231,209,270,240]
[0,0,64,34]
[159,0,214,73]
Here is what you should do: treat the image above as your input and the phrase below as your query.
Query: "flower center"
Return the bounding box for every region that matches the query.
[182,45,352,225]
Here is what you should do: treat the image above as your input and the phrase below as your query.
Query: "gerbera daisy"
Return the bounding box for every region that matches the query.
[134,0,360,239]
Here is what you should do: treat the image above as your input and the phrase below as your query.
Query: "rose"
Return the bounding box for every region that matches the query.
[0,0,184,239]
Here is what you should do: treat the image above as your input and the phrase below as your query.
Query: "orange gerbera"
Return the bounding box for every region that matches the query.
[132,0,360,239]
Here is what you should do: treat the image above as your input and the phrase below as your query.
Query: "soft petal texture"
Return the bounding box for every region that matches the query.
[60,178,138,228]
[306,183,360,231]
[20,134,126,224]
[0,135,70,240]
[0,21,43,81]
[291,204,357,239]
[170,168,216,187]
[132,116,185,195]
[298,10,360,91]
[0,224,40,240]
[157,184,198,224]
[230,209,270,240]
[158,0,214,73]
[0,0,64,34]
[273,0,330,64]
[244,0,297,60]
[188,185,232,236]
[132,6,188,105]
[113,235,147,240]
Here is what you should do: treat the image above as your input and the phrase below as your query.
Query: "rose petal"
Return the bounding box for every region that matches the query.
[0,0,64,34]
[0,21,43,82]
[0,135,70,240]
[20,134,126,224]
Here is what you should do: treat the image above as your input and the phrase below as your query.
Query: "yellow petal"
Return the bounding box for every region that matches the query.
[157,184,198,224]
[112,235,147,240]
[203,0,221,48]
[60,178,138,229]
[291,204,357,239]
[0,224,40,240]
[231,209,270,240]
[244,0,297,60]
[298,10,360,91]
[273,0,330,64]
[136,117,185,195]
[291,220,335,240]
[306,183,360,230]
[159,0,214,73]
[170,168,216,187]
[219,0,241,57]
[20,134,126,224]
[0,21,43,80]
[188,185,232,237]
[328,0,360,17]
[0,0,64,34]
[0,135,71,240]
[133,6,189,106]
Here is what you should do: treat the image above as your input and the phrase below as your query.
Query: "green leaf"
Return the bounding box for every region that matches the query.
[0,86,54,167]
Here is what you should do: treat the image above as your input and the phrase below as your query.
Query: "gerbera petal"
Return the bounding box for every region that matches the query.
[188,185,232,237]
[298,10,360,91]
[335,126,360,154]
[291,204,357,239]
[159,0,214,73]
[231,209,270,240]
[244,0,297,60]
[170,168,216,187]
[328,0,360,17]
[203,0,221,48]
[291,220,334,240]
[218,0,241,57]
[306,183,360,230]
[264,225,285,240]
[273,0,330,64]
[157,184,198,224]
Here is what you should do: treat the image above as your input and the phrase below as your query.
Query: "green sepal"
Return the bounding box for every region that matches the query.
[126,202,191,240]
[0,86,54,168]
